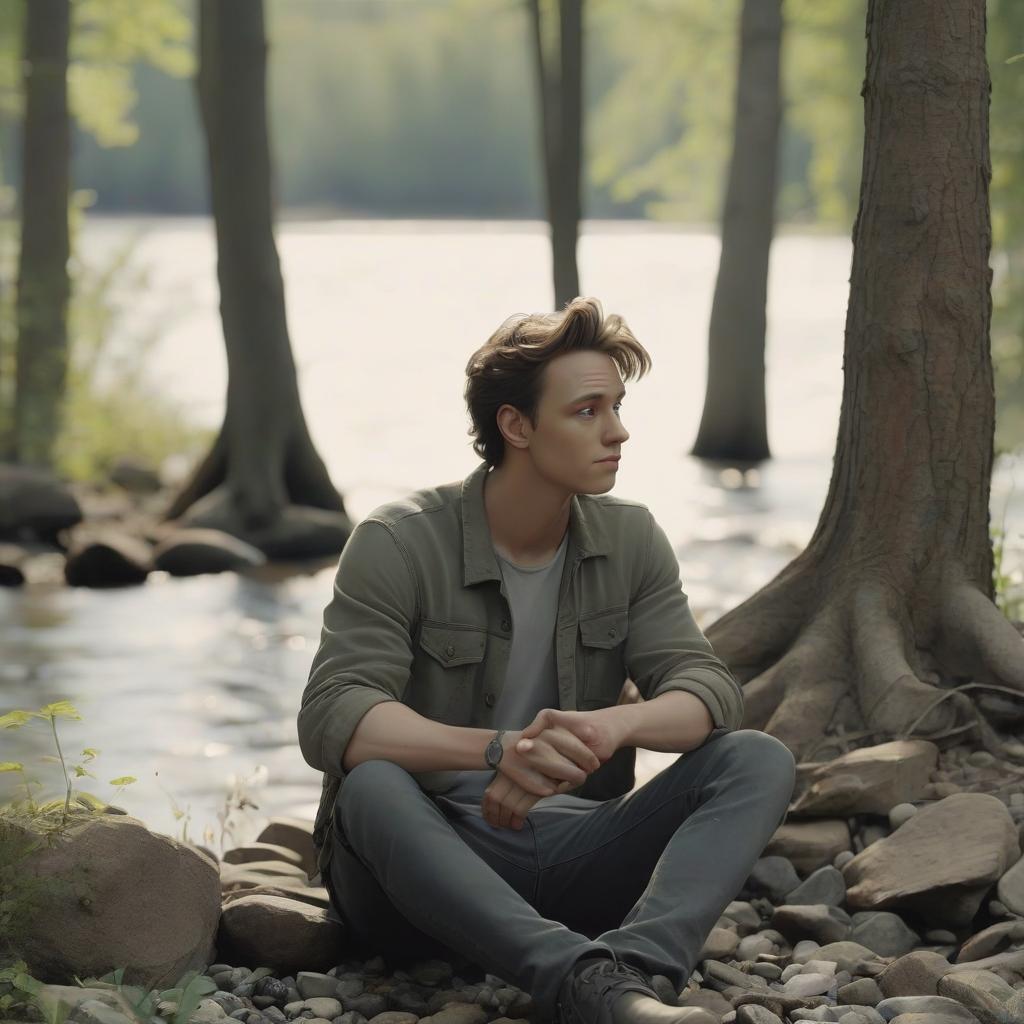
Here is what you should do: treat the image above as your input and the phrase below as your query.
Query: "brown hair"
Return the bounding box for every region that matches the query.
[464,296,652,468]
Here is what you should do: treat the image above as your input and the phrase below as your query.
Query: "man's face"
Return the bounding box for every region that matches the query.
[514,349,630,494]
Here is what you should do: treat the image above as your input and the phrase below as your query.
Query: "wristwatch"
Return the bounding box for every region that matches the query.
[484,729,506,769]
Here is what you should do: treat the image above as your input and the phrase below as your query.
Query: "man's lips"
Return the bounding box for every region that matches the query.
[597,456,621,463]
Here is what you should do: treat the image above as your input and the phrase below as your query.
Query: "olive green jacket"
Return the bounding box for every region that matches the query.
[297,460,744,882]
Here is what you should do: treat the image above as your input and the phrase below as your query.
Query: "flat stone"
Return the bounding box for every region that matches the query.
[936,968,1019,1024]
[876,995,984,1021]
[782,973,835,997]
[772,903,853,945]
[793,941,880,974]
[766,819,853,876]
[849,911,921,957]
[295,972,340,1000]
[787,866,847,907]
[702,960,763,993]
[843,794,1020,927]
[791,741,938,817]
[954,919,1024,963]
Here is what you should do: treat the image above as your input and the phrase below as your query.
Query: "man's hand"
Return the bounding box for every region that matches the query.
[517,706,630,765]
[481,705,632,828]
[482,772,544,830]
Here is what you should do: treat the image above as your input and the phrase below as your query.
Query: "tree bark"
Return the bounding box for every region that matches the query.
[692,0,781,463]
[14,0,71,469]
[168,0,350,559]
[528,0,582,310]
[706,0,1024,764]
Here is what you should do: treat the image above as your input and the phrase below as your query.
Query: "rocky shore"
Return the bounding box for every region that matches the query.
[3,737,1024,1024]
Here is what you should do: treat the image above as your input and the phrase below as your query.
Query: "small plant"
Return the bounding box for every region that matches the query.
[991,453,1023,622]
[0,701,136,823]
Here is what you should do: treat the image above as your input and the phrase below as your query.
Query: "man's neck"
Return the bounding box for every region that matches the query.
[482,460,572,566]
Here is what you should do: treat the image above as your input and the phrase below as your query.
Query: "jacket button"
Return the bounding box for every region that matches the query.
[608,627,617,638]
[501,619,511,632]
[445,643,455,658]
[485,693,496,707]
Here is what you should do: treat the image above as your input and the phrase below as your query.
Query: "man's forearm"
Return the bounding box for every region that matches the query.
[613,689,715,754]
[342,700,495,774]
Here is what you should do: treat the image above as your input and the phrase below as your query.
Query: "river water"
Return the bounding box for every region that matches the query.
[1,217,1021,853]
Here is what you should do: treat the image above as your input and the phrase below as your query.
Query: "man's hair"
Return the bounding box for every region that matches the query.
[464,296,652,468]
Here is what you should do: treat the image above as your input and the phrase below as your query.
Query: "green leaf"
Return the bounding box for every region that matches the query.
[1007,53,1024,64]
[37,701,82,721]
[108,776,137,787]
[0,761,24,772]
[0,711,37,730]
[81,748,100,760]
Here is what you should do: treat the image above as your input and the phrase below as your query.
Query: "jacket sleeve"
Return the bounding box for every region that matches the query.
[297,518,419,777]
[625,510,744,731]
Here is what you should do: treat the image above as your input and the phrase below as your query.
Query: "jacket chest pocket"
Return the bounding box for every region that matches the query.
[579,607,629,705]
[411,621,487,719]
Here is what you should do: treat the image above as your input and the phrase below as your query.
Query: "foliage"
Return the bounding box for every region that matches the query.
[0,0,193,152]
[53,219,214,483]
[990,0,1024,455]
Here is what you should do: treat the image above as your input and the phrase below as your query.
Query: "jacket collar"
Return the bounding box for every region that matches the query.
[460,459,611,587]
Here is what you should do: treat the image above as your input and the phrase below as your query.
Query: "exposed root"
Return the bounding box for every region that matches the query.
[852,582,970,739]
[944,582,1024,693]
[755,633,848,757]
[707,564,814,680]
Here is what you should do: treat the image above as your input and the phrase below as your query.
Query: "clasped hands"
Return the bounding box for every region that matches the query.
[481,680,642,830]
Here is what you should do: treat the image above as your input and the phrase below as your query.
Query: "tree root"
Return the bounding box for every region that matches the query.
[712,571,1024,763]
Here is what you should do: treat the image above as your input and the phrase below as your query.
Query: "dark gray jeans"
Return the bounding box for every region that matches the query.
[325,728,796,1024]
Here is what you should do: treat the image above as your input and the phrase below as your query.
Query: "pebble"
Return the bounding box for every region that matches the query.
[887,804,916,830]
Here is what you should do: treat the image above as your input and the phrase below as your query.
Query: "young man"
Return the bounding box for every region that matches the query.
[297,297,796,1024]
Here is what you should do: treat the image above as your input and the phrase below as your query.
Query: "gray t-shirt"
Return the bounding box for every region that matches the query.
[439,528,569,805]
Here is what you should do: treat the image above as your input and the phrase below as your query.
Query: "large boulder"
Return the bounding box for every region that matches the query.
[152,528,266,576]
[217,894,347,975]
[1,813,220,988]
[0,464,82,542]
[790,740,938,817]
[64,530,153,587]
[843,793,1020,926]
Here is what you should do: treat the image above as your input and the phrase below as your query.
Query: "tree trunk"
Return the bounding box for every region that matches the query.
[14,0,70,469]
[528,0,582,310]
[706,0,1024,764]
[692,0,781,463]
[167,0,350,559]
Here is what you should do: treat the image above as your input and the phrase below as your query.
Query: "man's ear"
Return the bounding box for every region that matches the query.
[496,404,530,451]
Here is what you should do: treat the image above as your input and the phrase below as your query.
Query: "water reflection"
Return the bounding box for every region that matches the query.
[1,219,1021,849]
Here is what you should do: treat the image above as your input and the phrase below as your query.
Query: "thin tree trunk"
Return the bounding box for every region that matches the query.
[169,0,349,557]
[706,0,1024,765]
[692,0,781,463]
[552,0,582,309]
[528,0,582,311]
[14,0,70,469]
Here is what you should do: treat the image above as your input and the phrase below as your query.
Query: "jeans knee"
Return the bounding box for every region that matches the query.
[336,758,409,835]
[718,729,796,793]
